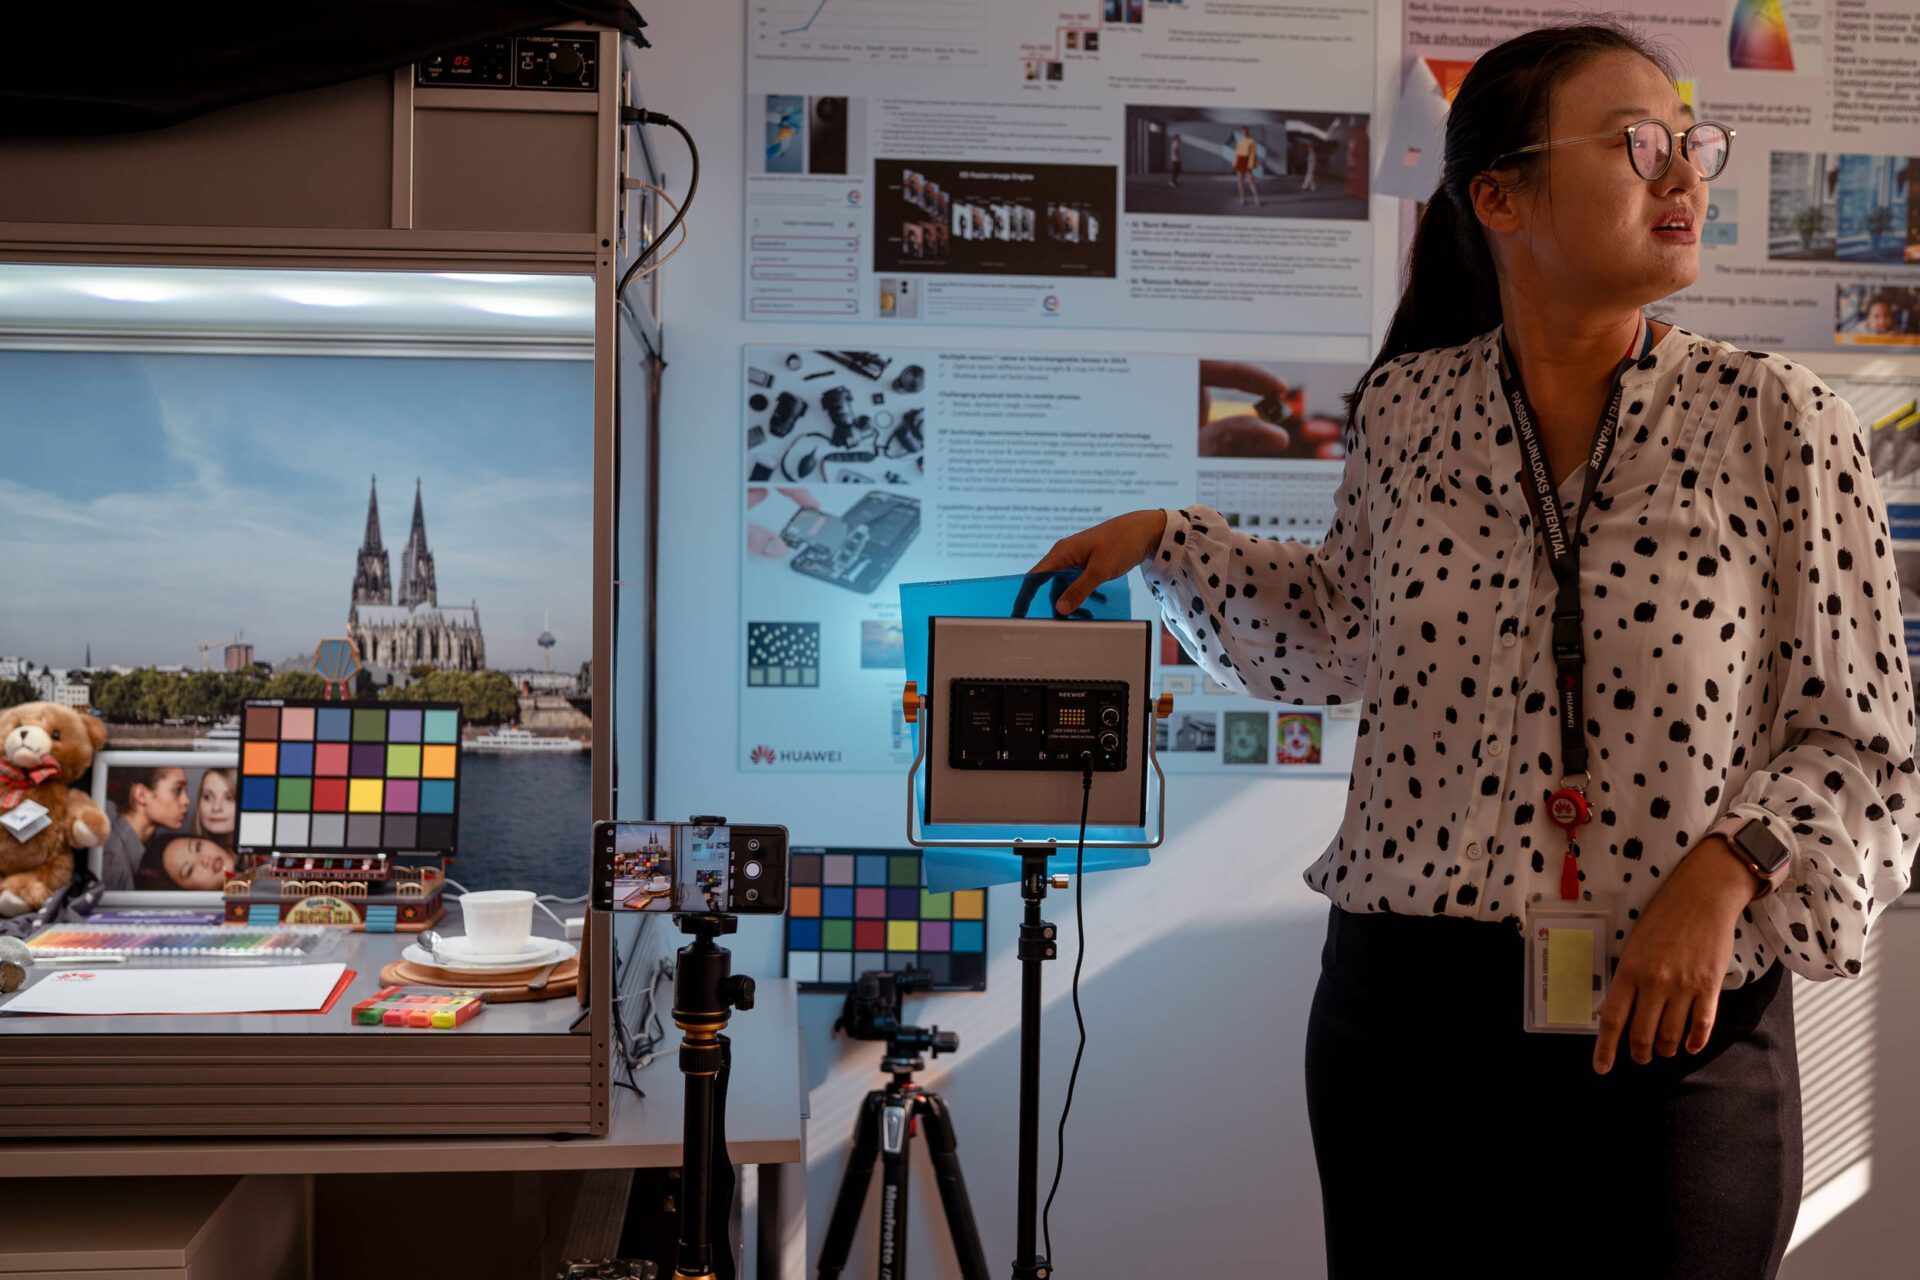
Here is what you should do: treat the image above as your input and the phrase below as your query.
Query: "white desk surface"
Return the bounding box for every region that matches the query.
[0,977,806,1178]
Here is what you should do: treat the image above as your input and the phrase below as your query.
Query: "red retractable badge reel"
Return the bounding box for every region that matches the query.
[1548,787,1590,900]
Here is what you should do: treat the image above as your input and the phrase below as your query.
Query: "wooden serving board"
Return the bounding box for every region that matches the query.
[378,955,579,1002]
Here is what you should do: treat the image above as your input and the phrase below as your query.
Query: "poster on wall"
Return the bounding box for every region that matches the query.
[1394,0,1918,355]
[743,0,1378,333]
[736,343,1365,776]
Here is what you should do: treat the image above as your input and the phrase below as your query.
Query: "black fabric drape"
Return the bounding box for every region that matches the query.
[0,2,646,136]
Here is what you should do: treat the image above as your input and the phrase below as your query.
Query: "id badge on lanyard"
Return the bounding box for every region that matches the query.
[1500,316,1651,1034]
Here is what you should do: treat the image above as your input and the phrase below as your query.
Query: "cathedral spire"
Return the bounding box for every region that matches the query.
[363,474,384,552]
[352,475,393,606]
[398,477,439,610]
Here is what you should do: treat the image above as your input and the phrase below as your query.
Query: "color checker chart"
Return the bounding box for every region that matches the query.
[784,847,987,992]
[237,700,462,856]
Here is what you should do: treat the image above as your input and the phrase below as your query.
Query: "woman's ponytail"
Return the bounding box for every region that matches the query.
[1342,21,1679,430]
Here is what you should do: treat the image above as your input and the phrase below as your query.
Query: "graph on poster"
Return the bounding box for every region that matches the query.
[751,0,987,64]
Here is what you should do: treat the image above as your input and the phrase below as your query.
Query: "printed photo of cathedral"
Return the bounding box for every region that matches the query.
[348,477,487,672]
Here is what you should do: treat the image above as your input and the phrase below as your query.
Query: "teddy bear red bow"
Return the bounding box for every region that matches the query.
[0,702,111,914]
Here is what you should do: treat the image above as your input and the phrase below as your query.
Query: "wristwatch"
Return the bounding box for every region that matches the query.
[1706,814,1793,896]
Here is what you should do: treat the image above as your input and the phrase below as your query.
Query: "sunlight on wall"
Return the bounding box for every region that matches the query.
[1785,932,1880,1254]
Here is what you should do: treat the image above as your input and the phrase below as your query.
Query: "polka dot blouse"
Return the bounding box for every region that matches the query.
[1144,320,1920,986]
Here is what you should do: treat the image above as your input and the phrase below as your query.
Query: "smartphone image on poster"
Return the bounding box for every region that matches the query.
[765,94,805,174]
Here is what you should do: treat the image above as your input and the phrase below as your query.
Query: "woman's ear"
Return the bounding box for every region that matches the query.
[1469,170,1524,236]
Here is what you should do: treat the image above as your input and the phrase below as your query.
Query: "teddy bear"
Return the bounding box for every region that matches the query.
[0,701,110,915]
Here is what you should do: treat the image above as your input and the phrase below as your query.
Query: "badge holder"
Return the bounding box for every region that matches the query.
[1522,780,1612,1034]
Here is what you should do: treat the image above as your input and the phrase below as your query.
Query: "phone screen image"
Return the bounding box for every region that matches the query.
[603,821,787,914]
[683,824,732,912]
[611,822,678,912]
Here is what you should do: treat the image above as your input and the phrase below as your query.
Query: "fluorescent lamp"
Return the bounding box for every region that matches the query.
[271,285,376,307]
[466,295,585,318]
[76,279,186,303]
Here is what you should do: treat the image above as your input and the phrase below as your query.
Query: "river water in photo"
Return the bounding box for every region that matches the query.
[447,751,594,900]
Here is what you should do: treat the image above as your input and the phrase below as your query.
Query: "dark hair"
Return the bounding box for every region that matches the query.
[134,831,183,891]
[1344,21,1678,426]
[104,765,181,815]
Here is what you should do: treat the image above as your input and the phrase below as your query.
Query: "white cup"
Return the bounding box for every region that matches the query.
[459,889,536,956]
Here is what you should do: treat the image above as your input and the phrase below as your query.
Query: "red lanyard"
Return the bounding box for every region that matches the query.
[1496,317,1652,899]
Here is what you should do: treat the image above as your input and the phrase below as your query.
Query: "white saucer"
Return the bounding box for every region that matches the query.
[404,935,576,972]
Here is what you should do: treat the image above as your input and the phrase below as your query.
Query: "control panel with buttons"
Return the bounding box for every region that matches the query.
[417,32,598,92]
[947,678,1129,772]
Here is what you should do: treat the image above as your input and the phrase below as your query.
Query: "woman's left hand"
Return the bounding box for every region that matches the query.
[1591,838,1758,1074]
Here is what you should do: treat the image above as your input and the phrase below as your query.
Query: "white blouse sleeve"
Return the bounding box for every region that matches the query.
[1140,379,1379,705]
[1731,385,1920,981]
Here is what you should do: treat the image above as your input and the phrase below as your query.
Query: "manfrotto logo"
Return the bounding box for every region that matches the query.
[750,744,776,765]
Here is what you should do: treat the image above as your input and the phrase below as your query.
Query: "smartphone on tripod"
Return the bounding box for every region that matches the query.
[592,820,789,915]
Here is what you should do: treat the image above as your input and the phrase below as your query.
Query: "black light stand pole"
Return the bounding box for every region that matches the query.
[673,911,754,1280]
[1013,849,1060,1280]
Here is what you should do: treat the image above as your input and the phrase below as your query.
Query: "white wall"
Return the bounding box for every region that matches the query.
[632,4,1920,1276]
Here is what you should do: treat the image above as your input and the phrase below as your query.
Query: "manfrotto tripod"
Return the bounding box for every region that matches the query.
[816,968,989,1280]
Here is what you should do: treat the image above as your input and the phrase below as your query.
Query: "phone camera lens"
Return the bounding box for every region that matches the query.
[744,859,763,880]
[745,888,760,902]
[746,838,761,852]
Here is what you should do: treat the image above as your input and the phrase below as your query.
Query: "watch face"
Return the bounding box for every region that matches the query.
[1736,821,1791,873]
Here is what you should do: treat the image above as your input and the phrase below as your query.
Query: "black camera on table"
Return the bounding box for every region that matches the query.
[835,967,958,1062]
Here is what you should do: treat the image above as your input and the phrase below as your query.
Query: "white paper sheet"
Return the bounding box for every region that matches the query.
[0,963,347,1016]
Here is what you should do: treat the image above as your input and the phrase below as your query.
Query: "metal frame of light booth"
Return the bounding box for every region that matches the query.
[0,22,658,1138]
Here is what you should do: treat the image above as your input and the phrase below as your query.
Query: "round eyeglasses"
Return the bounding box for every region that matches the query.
[1494,119,1734,182]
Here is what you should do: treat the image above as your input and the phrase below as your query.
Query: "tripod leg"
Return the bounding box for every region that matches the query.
[914,1093,991,1280]
[816,1092,885,1279]
[879,1095,912,1280]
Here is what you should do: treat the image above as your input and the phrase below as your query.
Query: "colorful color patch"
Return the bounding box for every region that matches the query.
[235,699,462,855]
[782,847,987,992]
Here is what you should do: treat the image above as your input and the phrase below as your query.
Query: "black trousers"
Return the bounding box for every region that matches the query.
[1304,903,1801,1280]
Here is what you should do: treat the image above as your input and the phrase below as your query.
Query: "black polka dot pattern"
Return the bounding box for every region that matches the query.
[1142,322,1920,985]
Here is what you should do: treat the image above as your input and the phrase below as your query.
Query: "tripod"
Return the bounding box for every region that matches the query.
[671,911,753,1280]
[816,975,989,1280]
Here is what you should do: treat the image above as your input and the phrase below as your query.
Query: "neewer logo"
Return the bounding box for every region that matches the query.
[750,744,776,765]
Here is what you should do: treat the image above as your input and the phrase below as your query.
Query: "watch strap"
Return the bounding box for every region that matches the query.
[1707,814,1793,896]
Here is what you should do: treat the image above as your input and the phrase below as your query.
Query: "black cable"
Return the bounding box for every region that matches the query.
[1042,759,1095,1266]
[617,108,699,301]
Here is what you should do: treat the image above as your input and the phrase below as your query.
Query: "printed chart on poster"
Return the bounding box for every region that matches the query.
[1843,370,1920,695]
[1391,0,1918,355]
[744,0,1377,333]
[737,342,1365,776]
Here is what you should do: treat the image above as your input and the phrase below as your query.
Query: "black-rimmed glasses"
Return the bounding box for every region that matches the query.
[1495,119,1734,182]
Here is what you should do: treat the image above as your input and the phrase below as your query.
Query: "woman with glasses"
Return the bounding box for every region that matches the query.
[1030,21,1915,1280]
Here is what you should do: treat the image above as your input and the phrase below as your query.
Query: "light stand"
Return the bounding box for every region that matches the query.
[1013,849,1060,1280]
[902,660,1171,1280]
[671,910,754,1280]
